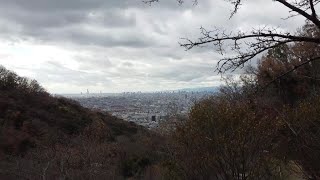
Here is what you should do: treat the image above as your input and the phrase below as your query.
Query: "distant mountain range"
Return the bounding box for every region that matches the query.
[177,86,219,92]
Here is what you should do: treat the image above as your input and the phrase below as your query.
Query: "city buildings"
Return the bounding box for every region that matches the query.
[69,91,215,129]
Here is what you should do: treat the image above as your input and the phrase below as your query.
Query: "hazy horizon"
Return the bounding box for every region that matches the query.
[56,86,218,95]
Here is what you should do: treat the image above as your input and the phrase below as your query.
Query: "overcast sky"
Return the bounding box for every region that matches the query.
[0,0,307,93]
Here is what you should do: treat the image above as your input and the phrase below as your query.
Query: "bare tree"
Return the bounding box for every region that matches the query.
[144,0,320,75]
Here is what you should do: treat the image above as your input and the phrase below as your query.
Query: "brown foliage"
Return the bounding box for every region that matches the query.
[169,96,286,180]
[281,98,320,179]
[256,23,320,104]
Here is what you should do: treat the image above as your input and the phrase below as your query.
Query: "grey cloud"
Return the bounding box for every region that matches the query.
[0,0,212,48]
[35,61,113,87]
[122,62,134,68]
[149,62,214,82]
[0,0,312,93]
[77,55,113,71]
[55,29,152,48]
[0,0,134,12]
[0,0,144,48]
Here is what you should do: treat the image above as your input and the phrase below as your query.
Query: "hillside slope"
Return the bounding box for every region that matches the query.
[0,66,165,179]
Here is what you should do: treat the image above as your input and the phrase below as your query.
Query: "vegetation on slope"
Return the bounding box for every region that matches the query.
[0,66,165,180]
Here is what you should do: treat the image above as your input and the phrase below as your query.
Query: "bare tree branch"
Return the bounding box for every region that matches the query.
[276,0,320,29]
[180,26,320,72]
[144,0,320,74]
[310,0,318,18]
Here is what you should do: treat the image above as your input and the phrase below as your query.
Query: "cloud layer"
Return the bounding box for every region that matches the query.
[0,0,307,93]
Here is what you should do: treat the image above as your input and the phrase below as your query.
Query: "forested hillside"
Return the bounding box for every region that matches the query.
[0,66,165,179]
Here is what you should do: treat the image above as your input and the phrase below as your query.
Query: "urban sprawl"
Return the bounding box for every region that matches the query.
[68,91,215,129]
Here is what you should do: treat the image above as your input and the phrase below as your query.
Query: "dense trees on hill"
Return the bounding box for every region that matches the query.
[165,90,320,179]
[172,97,283,179]
[0,66,165,179]
[256,24,320,104]
[0,66,45,93]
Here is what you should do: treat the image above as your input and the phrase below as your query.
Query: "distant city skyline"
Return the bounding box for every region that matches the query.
[62,86,219,95]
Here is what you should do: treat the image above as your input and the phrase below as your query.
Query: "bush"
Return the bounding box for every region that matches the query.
[281,96,320,179]
[169,96,286,179]
[122,156,151,177]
